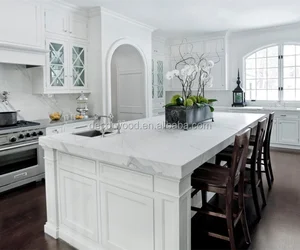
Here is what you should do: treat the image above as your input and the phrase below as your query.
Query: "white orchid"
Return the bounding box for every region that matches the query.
[165,43,216,100]
[173,69,180,76]
[207,60,215,68]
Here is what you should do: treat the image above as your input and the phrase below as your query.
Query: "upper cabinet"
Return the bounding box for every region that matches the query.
[31,4,89,94]
[44,9,88,41]
[32,39,88,94]
[0,1,43,47]
[167,36,227,91]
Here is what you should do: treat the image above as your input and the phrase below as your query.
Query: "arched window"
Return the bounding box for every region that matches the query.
[244,44,300,102]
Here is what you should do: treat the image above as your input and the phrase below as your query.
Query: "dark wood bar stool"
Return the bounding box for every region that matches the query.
[249,112,275,190]
[191,129,251,250]
[216,118,268,220]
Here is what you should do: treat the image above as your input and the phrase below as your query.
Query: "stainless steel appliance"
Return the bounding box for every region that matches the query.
[0,120,46,193]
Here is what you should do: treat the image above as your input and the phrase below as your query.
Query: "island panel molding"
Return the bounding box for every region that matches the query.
[40,112,265,250]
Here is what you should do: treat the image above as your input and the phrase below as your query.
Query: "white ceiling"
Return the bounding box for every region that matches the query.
[63,0,300,36]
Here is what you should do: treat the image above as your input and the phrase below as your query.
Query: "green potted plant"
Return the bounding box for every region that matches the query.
[164,40,218,128]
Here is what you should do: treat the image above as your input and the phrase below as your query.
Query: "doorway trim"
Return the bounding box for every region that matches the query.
[105,38,149,117]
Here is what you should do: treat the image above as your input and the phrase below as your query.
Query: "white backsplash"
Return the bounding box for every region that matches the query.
[0,63,78,121]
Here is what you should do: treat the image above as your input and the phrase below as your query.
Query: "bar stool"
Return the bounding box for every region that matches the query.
[216,118,268,220]
[191,128,251,250]
[249,112,275,190]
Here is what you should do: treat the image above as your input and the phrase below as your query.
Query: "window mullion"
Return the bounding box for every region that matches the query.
[279,44,284,102]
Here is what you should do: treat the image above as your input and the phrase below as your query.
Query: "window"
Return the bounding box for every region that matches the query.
[244,44,300,102]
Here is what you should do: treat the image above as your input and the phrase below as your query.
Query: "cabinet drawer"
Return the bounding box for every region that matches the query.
[58,152,96,175]
[46,126,63,135]
[64,121,93,133]
[100,164,153,192]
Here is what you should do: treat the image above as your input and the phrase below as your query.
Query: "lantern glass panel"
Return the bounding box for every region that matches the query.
[234,92,243,103]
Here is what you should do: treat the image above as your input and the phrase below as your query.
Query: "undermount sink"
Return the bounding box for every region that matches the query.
[74,130,112,137]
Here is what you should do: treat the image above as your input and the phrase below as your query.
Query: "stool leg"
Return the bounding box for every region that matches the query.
[238,177,251,245]
[257,159,267,207]
[267,148,275,182]
[250,163,261,220]
[263,153,272,190]
[201,190,207,208]
[226,194,236,250]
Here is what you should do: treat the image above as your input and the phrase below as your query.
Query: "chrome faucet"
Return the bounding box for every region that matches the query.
[93,113,121,136]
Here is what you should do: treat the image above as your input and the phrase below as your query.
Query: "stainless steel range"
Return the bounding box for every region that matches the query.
[0,120,46,193]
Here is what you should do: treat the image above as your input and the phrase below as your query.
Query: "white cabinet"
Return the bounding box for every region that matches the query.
[100,183,154,250]
[59,170,98,241]
[45,10,88,41]
[271,119,277,143]
[46,121,93,135]
[152,54,165,115]
[64,121,93,133]
[33,39,88,94]
[0,1,42,47]
[277,119,299,145]
[69,14,89,41]
[44,9,68,37]
[204,38,224,55]
[205,55,226,90]
[167,36,227,91]
[46,126,63,135]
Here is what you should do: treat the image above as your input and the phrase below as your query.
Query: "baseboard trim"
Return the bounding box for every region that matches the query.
[44,223,59,239]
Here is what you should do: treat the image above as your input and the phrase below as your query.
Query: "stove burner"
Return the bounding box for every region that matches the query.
[0,120,40,131]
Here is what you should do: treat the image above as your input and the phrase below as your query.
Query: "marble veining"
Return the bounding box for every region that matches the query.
[39,112,266,179]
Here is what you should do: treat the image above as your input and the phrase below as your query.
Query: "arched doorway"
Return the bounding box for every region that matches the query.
[110,44,146,122]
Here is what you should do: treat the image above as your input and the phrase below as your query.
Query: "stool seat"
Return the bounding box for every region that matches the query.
[192,163,239,191]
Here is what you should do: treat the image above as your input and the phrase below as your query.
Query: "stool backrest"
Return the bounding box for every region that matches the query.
[230,128,251,184]
[264,112,275,150]
[252,118,268,163]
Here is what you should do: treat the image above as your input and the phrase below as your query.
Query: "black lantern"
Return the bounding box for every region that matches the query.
[232,69,246,107]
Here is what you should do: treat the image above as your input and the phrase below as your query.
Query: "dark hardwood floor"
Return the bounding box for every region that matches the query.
[0,150,299,250]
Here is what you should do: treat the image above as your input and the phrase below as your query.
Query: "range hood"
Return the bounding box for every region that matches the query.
[0,42,48,66]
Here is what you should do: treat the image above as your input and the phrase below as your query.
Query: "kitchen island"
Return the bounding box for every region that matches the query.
[39,112,266,250]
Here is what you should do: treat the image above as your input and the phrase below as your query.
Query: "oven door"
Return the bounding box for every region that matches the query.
[0,141,41,188]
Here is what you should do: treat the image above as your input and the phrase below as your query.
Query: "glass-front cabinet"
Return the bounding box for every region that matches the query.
[152,57,164,101]
[71,44,87,89]
[48,40,68,90]
[152,54,165,116]
[46,39,87,93]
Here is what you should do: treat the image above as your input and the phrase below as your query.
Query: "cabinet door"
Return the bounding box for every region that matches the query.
[204,38,224,55]
[70,44,87,89]
[59,170,98,241]
[204,56,226,90]
[278,119,299,145]
[46,40,69,90]
[69,14,88,40]
[100,184,154,250]
[270,119,277,143]
[45,9,68,36]
[0,1,42,47]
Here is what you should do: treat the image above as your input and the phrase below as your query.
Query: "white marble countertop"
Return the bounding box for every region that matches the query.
[40,112,266,179]
[215,106,300,112]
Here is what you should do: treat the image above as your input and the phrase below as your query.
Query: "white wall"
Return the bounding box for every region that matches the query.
[0,63,78,121]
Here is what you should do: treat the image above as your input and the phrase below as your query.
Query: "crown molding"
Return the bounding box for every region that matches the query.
[230,21,300,37]
[152,36,167,43]
[89,7,101,18]
[47,0,89,15]
[100,7,156,32]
